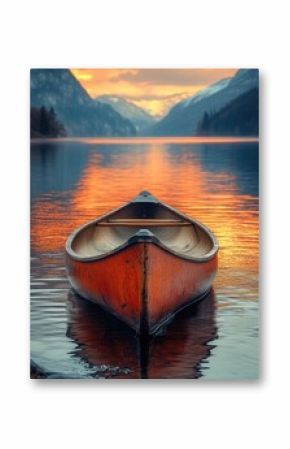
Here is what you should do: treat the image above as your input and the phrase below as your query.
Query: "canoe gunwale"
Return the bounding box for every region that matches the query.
[65,192,219,264]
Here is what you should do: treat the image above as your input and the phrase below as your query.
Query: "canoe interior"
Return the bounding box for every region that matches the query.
[71,201,213,259]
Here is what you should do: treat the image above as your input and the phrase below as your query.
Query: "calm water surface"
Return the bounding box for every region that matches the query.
[30,138,259,379]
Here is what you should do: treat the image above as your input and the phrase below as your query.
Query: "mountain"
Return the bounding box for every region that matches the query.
[153,69,259,136]
[197,88,259,136]
[30,69,136,137]
[178,77,231,109]
[96,95,155,135]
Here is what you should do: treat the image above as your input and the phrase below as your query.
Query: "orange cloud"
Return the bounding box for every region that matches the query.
[70,69,238,117]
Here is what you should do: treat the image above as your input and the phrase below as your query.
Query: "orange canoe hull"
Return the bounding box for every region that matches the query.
[66,241,218,334]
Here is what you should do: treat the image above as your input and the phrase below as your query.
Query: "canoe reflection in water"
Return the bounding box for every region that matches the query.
[66,289,217,379]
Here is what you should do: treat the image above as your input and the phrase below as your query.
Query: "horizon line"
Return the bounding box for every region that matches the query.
[31,136,259,145]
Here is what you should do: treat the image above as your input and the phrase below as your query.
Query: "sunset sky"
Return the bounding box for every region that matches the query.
[71,69,238,117]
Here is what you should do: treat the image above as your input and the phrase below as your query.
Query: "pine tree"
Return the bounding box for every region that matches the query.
[39,106,50,135]
[30,106,66,138]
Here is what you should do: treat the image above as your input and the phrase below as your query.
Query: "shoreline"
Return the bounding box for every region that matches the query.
[30,135,259,145]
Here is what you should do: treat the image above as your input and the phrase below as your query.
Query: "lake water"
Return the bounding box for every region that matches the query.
[30,137,259,379]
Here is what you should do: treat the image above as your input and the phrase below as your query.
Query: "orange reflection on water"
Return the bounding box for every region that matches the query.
[31,143,258,294]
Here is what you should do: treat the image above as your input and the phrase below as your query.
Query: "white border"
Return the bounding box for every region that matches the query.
[1,1,289,448]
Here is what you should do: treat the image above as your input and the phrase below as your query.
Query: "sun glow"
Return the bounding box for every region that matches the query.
[70,68,238,117]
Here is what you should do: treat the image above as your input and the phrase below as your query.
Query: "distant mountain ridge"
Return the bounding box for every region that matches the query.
[179,77,231,109]
[96,95,156,135]
[30,69,136,137]
[153,69,259,136]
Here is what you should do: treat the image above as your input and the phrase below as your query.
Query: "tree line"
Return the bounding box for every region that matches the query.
[31,106,66,138]
[197,88,259,136]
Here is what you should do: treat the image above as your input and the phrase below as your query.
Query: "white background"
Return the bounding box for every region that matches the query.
[0,0,289,448]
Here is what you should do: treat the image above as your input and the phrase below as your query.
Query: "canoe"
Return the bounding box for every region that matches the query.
[65,191,218,335]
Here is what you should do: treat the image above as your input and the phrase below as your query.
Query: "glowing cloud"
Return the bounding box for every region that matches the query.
[71,68,238,117]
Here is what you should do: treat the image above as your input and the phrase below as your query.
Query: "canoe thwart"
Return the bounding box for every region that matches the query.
[97,218,192,227]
